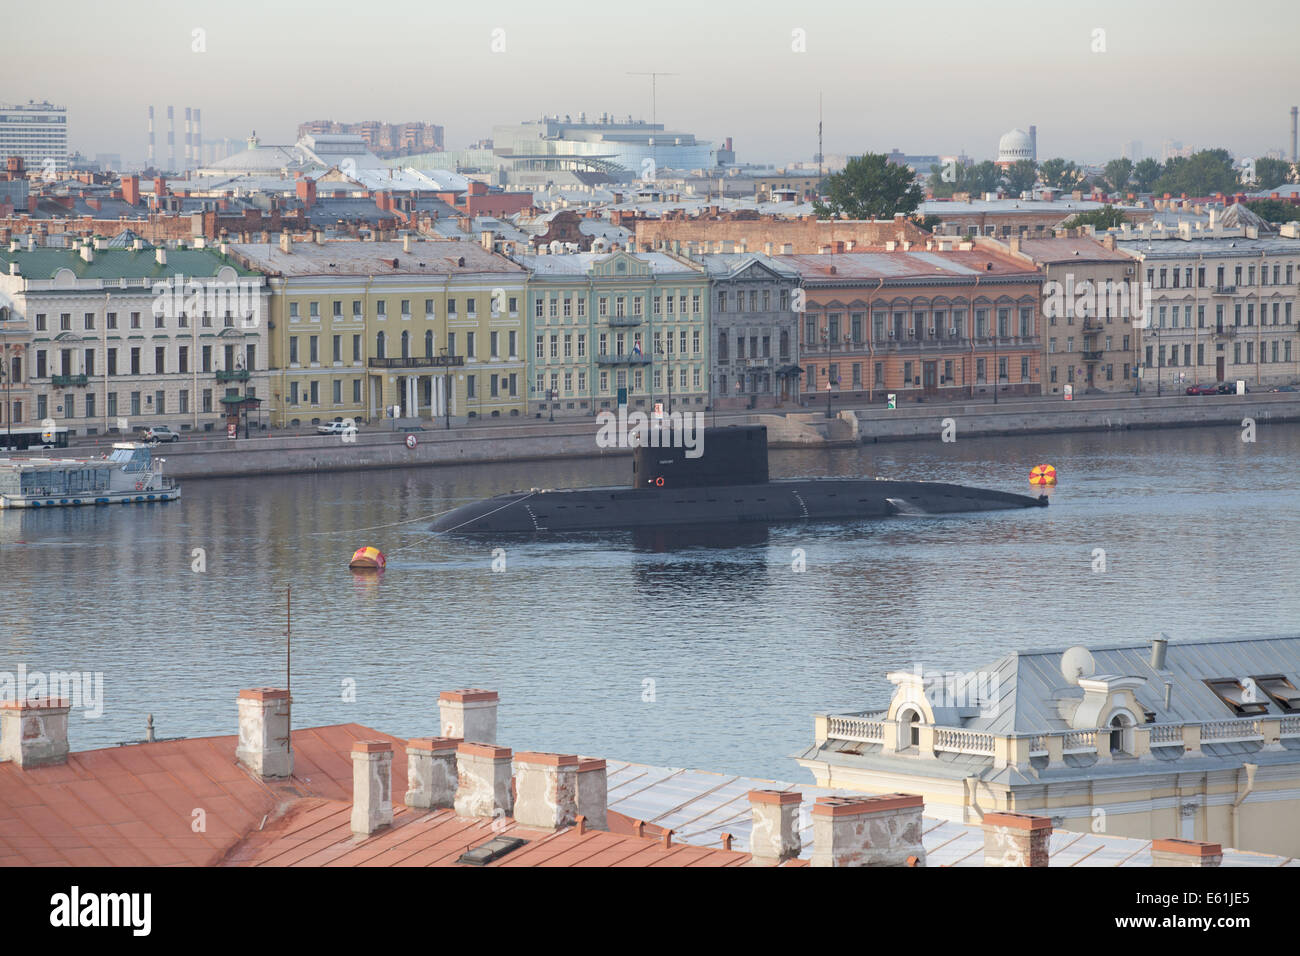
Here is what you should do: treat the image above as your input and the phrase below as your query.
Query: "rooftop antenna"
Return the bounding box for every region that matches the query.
[627,71,678,177]
[817,92,823,181]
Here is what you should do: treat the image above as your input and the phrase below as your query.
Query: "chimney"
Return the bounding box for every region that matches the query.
[1151,838,1223,867]
[0,698,71,768]
[404,736,460,809]
[982,811,1052,866]
[1103,233,1117,251]
[80,243,94,263]
[402,234,412,253]
[350,740,394,836]
[748,790,802,866]
[513,752,580,830]
[235,687,292,777]
[154,247,167,266]
[279,232,292,254]
[1151,636,1168,669]
[811,794,926,867]
[438,688,498,742]
[481,230,494,251]
[453,742,513,819]
[575,758,608,831]
[7,262,18,276]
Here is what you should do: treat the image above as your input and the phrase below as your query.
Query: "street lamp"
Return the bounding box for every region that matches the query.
[0,343,11,450]
[439,348,451,429]
[1151,329,1162,397]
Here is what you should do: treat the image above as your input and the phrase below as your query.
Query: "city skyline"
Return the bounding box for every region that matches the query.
[2,0,1298,168]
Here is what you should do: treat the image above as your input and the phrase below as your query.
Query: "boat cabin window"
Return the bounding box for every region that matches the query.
[109,447,150,472]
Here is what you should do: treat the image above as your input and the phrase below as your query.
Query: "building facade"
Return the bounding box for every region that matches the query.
[0,101,68,175]
[695,254,802,408]
[983,236,1141,394]
[0,238,267,436]
[228,237,526,427]
[512,250,709,417]
[782,248,1044,403]
[1117,235,1300,390]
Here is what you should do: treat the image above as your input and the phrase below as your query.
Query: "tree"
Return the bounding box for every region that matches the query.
[912,214,943,231]
[1250,157,1295,191]
[963,161,1003,195]
[1039,157,1084,192]
[1152,148,1237,197]
[1061,206,1130,230]
[1132,158,1163,193]
[1002,160,1038,195]
[1102,157,1134,194]
[1243,199,1300,224]
[813,153,923,220]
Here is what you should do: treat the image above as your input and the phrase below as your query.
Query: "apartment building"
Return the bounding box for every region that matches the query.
[229,236,526,426]
[0,237,267,435]
[1117,233,1300,389]
[781,247,1044,402]
[512,250,709,417]
[981,236,1141,394]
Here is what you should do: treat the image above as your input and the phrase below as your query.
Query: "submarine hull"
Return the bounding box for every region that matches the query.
[429,478,1046,535]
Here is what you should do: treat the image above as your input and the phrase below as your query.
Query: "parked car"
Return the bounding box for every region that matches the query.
[1271,385,1298,392]
[1185,384,1217,396]
[1216,382,1250,394]
[316,419,357,436]
[141,426,181,443]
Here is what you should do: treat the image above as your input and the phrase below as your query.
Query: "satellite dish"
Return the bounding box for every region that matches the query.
[1060,646,1096,686]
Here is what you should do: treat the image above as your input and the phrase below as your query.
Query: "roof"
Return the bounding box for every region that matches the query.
[226,239,524,278]
[1011,238,1137,264]
[1116,236,1300,258]
[511,251,699,276]
[693,252,803,279]
[778,250,1041,283]
[0,247,258,280]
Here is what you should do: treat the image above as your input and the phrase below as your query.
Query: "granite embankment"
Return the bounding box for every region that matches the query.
[41,393,1300,479]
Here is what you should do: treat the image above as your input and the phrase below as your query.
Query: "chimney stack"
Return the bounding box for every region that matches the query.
[811,794,926,867]
[575,758,608,831]
[235,688,292,777]
[513,752,580,830]
[1150,636,1169,670]
[748,790,802,865]
[438,689,498,742]
[404,736,460,809]
[453,742,513,819]
[982,811,1052,866]
[0,698,71,768]
[350,740,394,836]
[1151,838,1222,867]
[279,232,292,254]
[155,248,167,266]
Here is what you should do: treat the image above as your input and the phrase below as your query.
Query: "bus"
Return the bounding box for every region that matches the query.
[0,426,71,452]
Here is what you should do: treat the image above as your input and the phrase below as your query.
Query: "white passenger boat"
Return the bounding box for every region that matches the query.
[0,443,181,509]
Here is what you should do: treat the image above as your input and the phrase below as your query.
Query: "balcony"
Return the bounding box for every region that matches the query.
[1214,285,1237,295]
[1214,326,1238,338]
[1082,350,1103,362]
[605,315,642,327]
[367,355,465,369]
[216,368,250,383]
[1081,318,1105,332]
[595,353,652,366]
[51,374,89,387]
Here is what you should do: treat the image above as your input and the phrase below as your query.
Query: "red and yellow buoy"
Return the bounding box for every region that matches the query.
[349,546,386,571]
[1029,464,1057,486]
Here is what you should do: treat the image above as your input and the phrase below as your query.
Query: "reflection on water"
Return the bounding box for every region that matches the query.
[4,421,1300,780]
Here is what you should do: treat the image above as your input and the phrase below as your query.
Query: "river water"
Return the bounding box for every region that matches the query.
[3,422,1298,781]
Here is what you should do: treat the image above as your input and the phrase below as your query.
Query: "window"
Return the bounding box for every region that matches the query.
[401,299,411,318]
[289,338,299,365]
[466,374,476,398]
[466,332,476,359]
[447,298,456,316]
[353,335,362,362]
[333,380,342,404]
[333,300,343,318]
[178,346,188,374]
[376,300,387,318]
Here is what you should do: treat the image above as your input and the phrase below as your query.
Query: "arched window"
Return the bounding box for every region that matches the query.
[425,330,434,358]
[376,331,386,359]
[898,707,921,749]
[1109,712,1134,755]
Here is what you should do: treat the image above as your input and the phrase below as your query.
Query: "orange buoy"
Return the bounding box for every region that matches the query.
[349,546,386,571]
[1029,464,1057,486]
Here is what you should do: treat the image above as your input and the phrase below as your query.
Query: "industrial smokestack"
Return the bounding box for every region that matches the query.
[1292,106,1298,164]
[167,105,175,172]
[184,107,192,170]
[1029,125,1038,163]
[195,108,203,168]
[147,106,155,167]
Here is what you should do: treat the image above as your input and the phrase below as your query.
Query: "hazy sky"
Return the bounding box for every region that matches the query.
[4,0,1297,166]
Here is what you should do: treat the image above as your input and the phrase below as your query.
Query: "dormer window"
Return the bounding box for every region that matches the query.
[1252,675,1300,713]
[1204,678,1271,716]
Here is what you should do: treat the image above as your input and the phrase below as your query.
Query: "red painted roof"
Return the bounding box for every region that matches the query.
[0,723,762,868]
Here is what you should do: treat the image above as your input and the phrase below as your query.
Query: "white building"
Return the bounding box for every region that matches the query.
[996,126,1037,167]
[0,101,69,175]
[0,238,268,436]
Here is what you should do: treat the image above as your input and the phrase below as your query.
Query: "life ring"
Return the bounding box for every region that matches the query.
[135,481,145,491]
[655,477,664,487]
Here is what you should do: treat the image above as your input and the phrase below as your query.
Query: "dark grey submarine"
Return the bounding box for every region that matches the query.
[429,424,1046,535]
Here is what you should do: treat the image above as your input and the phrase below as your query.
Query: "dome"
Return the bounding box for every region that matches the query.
[998,128,1035,163]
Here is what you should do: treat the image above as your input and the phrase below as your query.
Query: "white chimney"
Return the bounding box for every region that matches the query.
[576,758,608,831]
[132,238,143,251]
[80,244,94,263]
[404,736,459,809]
[811,794,926,867]
[438,689,498,743]
[279,232,292,254]
[402,234,412,253]
[453,742,513,819]
[748,790,802,865]
[235,687,292,777]
[513,752,580,829]
[350,740,394,836]
[8,262,19,276]
[155,248,167,266]
[982,811,1051,866]
[0,698,71,768]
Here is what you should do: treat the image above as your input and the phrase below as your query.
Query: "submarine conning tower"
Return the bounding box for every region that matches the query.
[632,424,769,489]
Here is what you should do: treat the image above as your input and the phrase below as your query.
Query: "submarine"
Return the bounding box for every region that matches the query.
[429,424,1047,535]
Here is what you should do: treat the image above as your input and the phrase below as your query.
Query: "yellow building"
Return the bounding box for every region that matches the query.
[228,236,527,426]
[798,635,1300,857]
